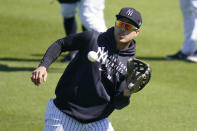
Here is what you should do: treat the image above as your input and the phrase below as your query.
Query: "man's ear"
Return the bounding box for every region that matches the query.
[134,29,140,37]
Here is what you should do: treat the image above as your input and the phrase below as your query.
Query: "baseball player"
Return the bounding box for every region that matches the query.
[166,0,197,62]
[58,0,107,61]
[31,7,151,131]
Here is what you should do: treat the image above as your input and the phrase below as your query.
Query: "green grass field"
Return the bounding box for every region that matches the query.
[1,0,197,130]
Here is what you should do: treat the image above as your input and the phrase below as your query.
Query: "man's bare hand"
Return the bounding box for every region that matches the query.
[31,66,48,86]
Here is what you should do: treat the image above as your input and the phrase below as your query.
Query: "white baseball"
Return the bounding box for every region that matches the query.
[87,51,98,62]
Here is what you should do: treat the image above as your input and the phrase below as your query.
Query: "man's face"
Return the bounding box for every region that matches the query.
[114,17,139,44]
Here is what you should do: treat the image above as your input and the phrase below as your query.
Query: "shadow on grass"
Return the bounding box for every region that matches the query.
[0,64,64,73]
[31,54,44,57]
[0,55,65,62]
[0,64,35,72]
[31,53,67,57]
[136,56,166,61]
[0,57,41,62]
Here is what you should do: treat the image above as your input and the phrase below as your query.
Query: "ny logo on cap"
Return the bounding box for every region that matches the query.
[126,9,133,16]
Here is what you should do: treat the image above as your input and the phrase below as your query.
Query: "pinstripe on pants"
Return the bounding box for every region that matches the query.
[44,98,114,131]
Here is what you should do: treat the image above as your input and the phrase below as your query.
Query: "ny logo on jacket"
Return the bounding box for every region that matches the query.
[96,46,127,82]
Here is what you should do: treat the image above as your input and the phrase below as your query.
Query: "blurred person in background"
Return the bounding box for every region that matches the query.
[166,0,197,62]
[58,0,107,62]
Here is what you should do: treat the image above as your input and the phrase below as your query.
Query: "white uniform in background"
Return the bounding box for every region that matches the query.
[180,0,197,55]
[61,0,107,32]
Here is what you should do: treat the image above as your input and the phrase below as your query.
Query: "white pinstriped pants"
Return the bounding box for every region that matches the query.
[180,0,197,55]
[43,99,114,131]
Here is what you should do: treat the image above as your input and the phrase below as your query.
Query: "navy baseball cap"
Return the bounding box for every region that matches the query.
[116,8,142,29]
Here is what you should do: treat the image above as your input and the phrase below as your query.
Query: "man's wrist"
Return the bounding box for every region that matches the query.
[38,66,47,70]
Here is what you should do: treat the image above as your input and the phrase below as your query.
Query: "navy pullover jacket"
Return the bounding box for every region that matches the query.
[39,27,136,123]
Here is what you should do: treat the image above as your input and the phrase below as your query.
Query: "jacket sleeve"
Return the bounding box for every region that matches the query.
[112,78,132,110]
[39,31,96,69]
